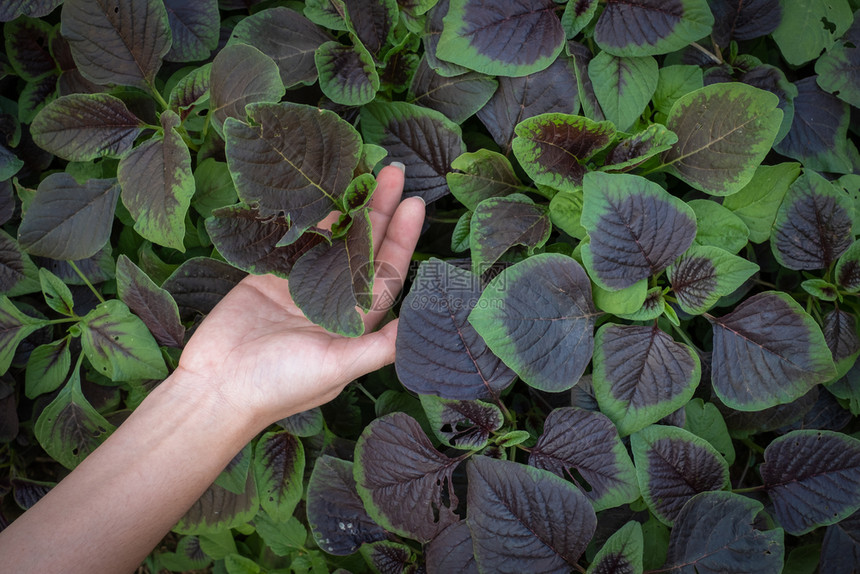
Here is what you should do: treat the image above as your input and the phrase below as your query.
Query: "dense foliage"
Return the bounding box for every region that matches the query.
[1,0,860,572]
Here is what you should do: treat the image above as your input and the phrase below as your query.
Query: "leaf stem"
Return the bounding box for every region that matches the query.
[741,437,765,455]
[68,261,105,304]
[670,322,701,353]
[732,485,765,494]
[689,41,723,65]
[44,316,80,325]
[355,382,377,405]
[149,82,170,111]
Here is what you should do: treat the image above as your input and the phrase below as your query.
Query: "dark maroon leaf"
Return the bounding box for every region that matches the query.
[361,101,464,204]
[19,72,60,125]
[592,324,700,437]
[425,521,478,574]
[0,179,15,225]
[588,521,643,574]
[397,259,515,400]
[469,254,598,393]
[423,0,469,77]
[568,41,605,122]
[594,0,715,57]
[529,407,639,511]
[580,172,697,290]
[225,102,360,233]
[307,455,388,555]
[0,229,36,294]
[228,6,332,88]
[820,510,860,574]
[30,93,144,161]
[836,241,860,292]
[210,44,285,133]
[0,0,62,21]
[163,0,219,62]
[771,170,854,270]
[409,57,497,124]
[761,430,860,535]
[774,77,855,174]
[11,477,53,509]
[824,309,860,376]
[276,407,323,437]
[33,247,115,287]
[467,455,597,573]
[420,395,503,450]
[115,255,185,348]
[354,412,465,542]
[163,257,246,322]
[436,0,565,77]
[206,204,327,278]
[476,55,579,154]
[631,425,729,526]
[361,541,419,574]
[708,292,836,411]
[176,472,258,534]
[254,430,304,522]
[470,195,551,271]
[708,0,782,45]
[4,16,56,80]
[18,174,119,260]
[719,386,819,436]
[60,0,172,89]
[782,389,852,433]
[344,0,396,56]
[665,492,784,573]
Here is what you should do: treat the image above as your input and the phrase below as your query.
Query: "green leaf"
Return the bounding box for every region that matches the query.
[632,425,730,526]
[315,36,379,106]
[118,110,194,252]
[561,0,599,39]
[593,324,700,437]
[470,195,550,271]
[653,65,703,118]
[772,0,854,66]
[175,473,259,535]
[661,83,783,196]
[684,398,736,465]
[591,277,648,315]
[447,149,526,211]
[31,93,144,161]
[437,0,565,76]
[588,52,658,132]
[60,0,172,89]
[470,254,597,392]
[254,430,304,522]
[80,299,168,381]
[213,443,251,496]
[687,199,749,254]
[668,245,760,316]
[601,124,678,172]
[25,336,71,399]
[4,16,56,81]
[722,162,801,243]
[615,286,666,322]
[512,113,615,191]
[586,521,643,574]
[17,174,119,260]
[39,267,74,316]
[192,158,237,218]
[549,189,587,240]
[836,239,860,292]
[168,63,211,114]
[210,43,285,135]
[802,279,839,301]
[34,358,116,469]
[816,17,860,108]
[254,514,307,557]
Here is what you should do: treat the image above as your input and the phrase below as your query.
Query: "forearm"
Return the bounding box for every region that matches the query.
[0,368,263,574]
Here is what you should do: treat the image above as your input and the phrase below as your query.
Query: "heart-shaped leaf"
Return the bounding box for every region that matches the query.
[594,0,714,57]
[664,491,784,573]
[307,455,388,556]
[31,93,143,161]
[477,55,580,154]
[210,44,285,134]
[631,425,729,526]
[60,0,171,89]
[34,359,115,469]
[409,56,497,124]
[589,52,658,132]
[80,299,168,381]
[469,253,598,392]
[771,170,855,271]
[470,195,551,271]
[226,102,361,232]
[361,101,464,204]
[437,0,565,77]
[18,174,119,260]
[396,259,516,400]
[512,113,615,191]
[354,412,465,542]
[467,455,596,573]
[529,407,639,511]
[315,36,379,106]
[668,245,759,315]
[117,110,193,251]
[761,429,860,535]
[593,324,701,436]
[661,83,783,195]
[586,521,643,574]
[163,0,218,62]
[580,171,697,290]
[419,395,504,450]
[254,430,304,523]
[708,291,836,411]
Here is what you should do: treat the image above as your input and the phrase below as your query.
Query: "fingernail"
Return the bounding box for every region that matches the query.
[389,161,406,174]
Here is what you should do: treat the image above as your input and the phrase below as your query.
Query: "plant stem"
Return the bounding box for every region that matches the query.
[149,83,170,111]
[68,261,105,304]
[355,382,377,405]
[732,485,765,494]
[690,41,723,64]
[741,437,765,455]
[670,322,700,353]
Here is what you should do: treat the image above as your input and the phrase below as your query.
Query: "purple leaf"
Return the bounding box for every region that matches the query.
[115,255,185,348]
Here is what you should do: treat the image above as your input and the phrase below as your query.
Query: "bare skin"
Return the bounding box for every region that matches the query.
[0,165,425,574]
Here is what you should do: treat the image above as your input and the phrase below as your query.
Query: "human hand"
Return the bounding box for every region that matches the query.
[175,165,425,427]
